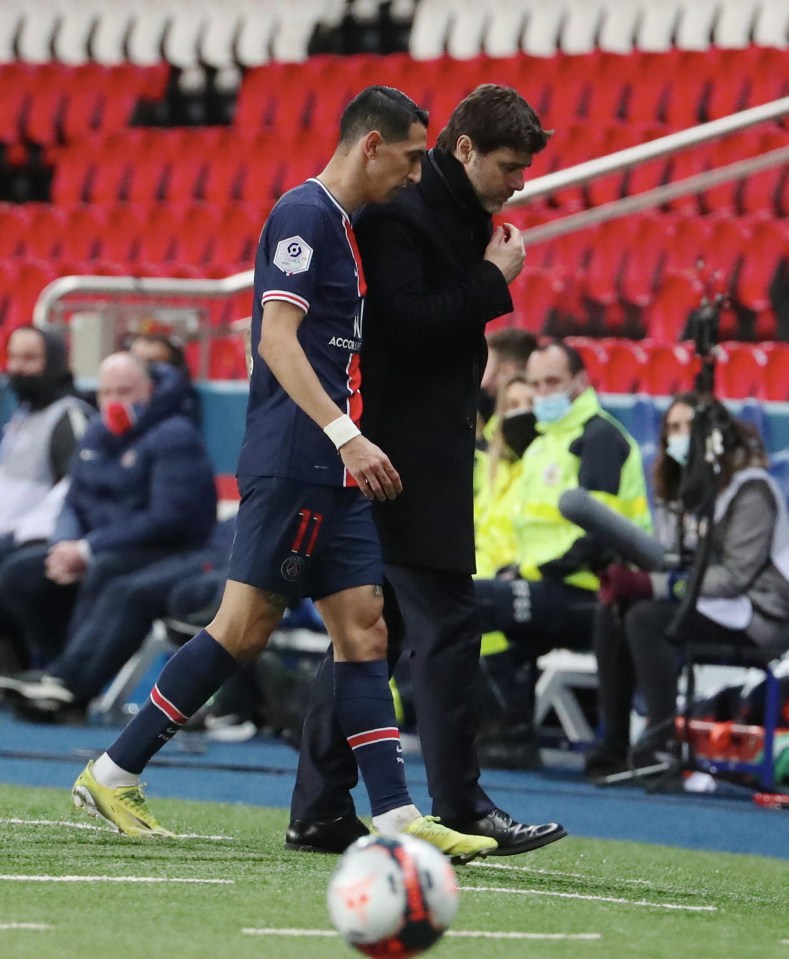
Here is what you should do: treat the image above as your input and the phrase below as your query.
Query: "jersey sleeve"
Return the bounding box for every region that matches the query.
[256,201,325,315]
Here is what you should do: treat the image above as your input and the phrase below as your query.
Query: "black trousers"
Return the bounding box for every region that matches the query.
[290,563,495,823]
[626,599,755,733]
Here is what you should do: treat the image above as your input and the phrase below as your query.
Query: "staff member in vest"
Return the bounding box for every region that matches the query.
[589,395,789,778]
[473,341,651,758]
[0,326,92,671]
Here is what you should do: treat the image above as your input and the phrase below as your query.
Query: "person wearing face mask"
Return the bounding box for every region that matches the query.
[0,351,216,678]
[472,374,543,770]
[586,394,789,783]
[472,341,651,763]
[0,326,93,672]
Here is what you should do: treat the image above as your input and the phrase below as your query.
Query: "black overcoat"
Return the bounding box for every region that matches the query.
[355,149,514,573]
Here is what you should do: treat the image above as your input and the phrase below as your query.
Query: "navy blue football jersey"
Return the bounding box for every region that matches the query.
[237,179,367,486]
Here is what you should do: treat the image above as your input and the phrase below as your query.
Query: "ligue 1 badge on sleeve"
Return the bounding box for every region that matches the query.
[274,235,313,275]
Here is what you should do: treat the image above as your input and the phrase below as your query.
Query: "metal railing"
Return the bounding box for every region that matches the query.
[33,97,789,345]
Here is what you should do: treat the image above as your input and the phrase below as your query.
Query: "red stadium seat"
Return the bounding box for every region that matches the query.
[211,204,261,269]
[509,267,565,332]
[762,345,789,401]
[617,214,667,308]
[22,204,69,261]
[565,336,608,391]
[715,342,768,400]
[135,204,185,264]
[177,203,222,268]
[598,338,648,393]
[642,269,706,342]
[97,203,146,265]
[3,260,58,330]
[640,341,697,396]
[0,204,31,258]
[733,217,787,314]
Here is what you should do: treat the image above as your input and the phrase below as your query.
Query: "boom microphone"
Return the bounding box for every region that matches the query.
[558,487,669,571]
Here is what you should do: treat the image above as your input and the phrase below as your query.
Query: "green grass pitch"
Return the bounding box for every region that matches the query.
[1,784,788,959]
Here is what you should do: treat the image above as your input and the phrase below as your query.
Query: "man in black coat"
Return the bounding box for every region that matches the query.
[287,85,566,855]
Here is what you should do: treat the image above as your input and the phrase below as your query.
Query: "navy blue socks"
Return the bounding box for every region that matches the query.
[108,630,239,774]
[333,659,411,817]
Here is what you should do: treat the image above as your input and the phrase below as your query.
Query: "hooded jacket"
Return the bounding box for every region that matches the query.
[53,364,216,554]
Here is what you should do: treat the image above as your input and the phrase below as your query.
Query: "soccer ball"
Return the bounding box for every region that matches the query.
[327,834,459,957]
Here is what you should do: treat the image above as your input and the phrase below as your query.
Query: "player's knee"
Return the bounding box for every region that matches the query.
[361,614,388,660]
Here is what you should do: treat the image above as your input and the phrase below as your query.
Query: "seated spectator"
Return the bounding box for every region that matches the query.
[0,352,216,675]
[587,394,789,782]
[128,331,199,423]
[0,326,93,670]
[7,518,236,723]
[473,341,651,764]
[128,332,188,373]
[477,327,538,431]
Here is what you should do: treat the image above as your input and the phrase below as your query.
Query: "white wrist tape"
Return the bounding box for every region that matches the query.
[324,414,361,450]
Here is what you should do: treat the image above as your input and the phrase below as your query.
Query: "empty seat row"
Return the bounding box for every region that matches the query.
[565,337,789,402]
[0,61,169,150]
[50,127,330,206]
[46,114,787,220]
[0,0,348,69]
[411,0,789,60]
[233,46,788,135]
[507,210,788,335]
[0,200,263,272]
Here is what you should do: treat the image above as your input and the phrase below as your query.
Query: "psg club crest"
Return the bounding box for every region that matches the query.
[274,235,313,275]
[281,555,306,581]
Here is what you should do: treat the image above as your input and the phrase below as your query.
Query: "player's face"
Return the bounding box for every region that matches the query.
[463,145,533,214]
[368,122,427,203]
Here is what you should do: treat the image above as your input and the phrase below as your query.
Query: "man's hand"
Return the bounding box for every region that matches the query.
[484,223,526,284]
[45,540,88,585]
[340,436,403,501]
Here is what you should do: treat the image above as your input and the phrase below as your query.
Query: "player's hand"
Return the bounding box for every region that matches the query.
[484,223,525,284]
[340,436,403,501]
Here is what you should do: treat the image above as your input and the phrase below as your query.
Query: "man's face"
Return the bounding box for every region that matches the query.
[461,143,533,214]
[366,122,428,203]
[97,359,152,413]
[6,329,46,376]
[526,346,584,400]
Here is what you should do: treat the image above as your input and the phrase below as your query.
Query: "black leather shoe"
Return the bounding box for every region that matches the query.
[285,815,369,854]
[445,808,566,856]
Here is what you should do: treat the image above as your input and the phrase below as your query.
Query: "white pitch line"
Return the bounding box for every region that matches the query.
[0,875,233,884]
[471,860,654,887]
[241,928,602,941]
[460,885,716,912]
[0,923,54,931]
[0,818,233,841]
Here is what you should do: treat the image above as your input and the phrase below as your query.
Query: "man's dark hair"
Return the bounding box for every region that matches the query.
[339,86,429,145]
[532,339,586,376]
[435,84,552,156]
[487,328,538,366]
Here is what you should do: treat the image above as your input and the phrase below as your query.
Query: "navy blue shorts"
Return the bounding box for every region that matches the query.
[227,475,383,601]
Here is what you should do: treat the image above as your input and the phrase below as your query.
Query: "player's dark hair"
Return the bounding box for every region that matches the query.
[435,84,552,156]
[339,86,429,145]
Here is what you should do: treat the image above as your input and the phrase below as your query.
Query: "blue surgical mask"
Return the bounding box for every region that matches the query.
[666,434,691,466]
[533,391,572,424]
